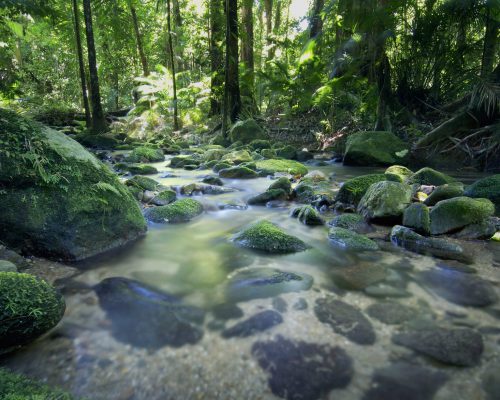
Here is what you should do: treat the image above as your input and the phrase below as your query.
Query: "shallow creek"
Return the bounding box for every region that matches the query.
[2,154,500,400]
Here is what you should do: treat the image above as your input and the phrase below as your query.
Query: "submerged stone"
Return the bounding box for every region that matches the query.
[315,297,376,345]
[94,277,204,349]
[180,183,236,196]
[328,227,379,251]
[334,264,388,290]
[366,301,415,325]
[221,310,283,338]
[392,326,483,366]
[251,335,353,400]
[144,198,204,223]
[225,267,313,302]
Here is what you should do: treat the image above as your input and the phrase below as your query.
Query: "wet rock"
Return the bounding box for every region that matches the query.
[366,301,415,325]
[219,166,258,179]
[334,264,388,290]
[94,277,204,349]
[293,298,308,310]
[328,227,379,251]
[255,159,308,177]
[125,175,160,191]
[363,362,448,400]
[296,150,314,162]
[464,174,500,214]
[328,213,374,234]
[276,145,297,160]
[424,183,464,206]
[0,260,17,272]
[225,268,313,302]
[180,183,236,196]
[417,268,497,307]
[211,303,244,320]
[406,167,456,186]
[202,176,224,186]
[315,297,376,345]
[150,189,177,206]
[481,361,500,400]
[392,326,483,366]
[364,284,411,298]
[202,148,226,163]
[335,174,387,207]
[232,220,309,253]
[272,297,288,313]
[385,165,413,183]
[144,199,204,223]
[358,181,412,221]
[252,335,353,400]
[451,219,496,240]
[221,150,253,164]
[248,189,289,205]
[218,200,248,211]
[169,155,201,169]
[290,205,324,225]
[221,310,283,338]
[403,203,430,235]
[269,177,292,194]
[343,131,408,166]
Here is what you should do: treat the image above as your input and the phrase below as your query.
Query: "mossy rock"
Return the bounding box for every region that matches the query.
[0,369,75,399]
[74,133,119,149]
[358,181,412,221]
[0,260,17,272]
[249,139,271,150]
[256,159,308,177]
[464,175,500,215]
[0,272,65,351]
[248,189,288,205]
[125,164,158,175]
[291,205,324,225]
[213,162,232,173]
[0,109,146,261]
[261,148,277,159]
[403,203,430,235]
[221,150,253,165]
[219,166,258,179]
[385,165,413,183]
[296,150,314,162]
[144,199,204,223]
[406,167,455,186]
[125,175,160,191]
[170,155,201,168]
[328,213,372,234]
[328,227,379,251]
[127,146,164,162]
[229,119,267,144]
[151,189,177,206]
[424,183,464,206]
[202,176,224,186]
[276,145,297,160]
[268,177,292,194]
[335,174,387,206]
[232,220,309,253]
[343,131,408,166]
[203,148,227,162]
[240,161,257,170]
[429,197,495,235]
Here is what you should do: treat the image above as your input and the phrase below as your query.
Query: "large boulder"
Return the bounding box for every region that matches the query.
[229,119,267,143]
[357,181,412,221]
[335,174,387,207]
[1,272,65,352]
[144,199,203,223]
[429,197,495,235]
[464,175,500,215]
[343,131,408,166]
[221,150,253,165]
[219,166,258,179]
[126,146,164,162]
[0,109,147,261]
[403,203,430,235]
[256,159,308,177]
[406,167,455,186]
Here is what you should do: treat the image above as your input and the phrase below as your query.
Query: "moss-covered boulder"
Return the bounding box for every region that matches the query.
[124,164,158,175]
[203,148,227,162]
[125,175,160,191]
[403,203,430,235]
[357,181,412,221]
[429,197,495,235]
[151,189,177,206]
[249,139,271,150]
[0,109,146,261]
[219,166,258,179]
[232,220,309,253]
[328,227,379,251]
[276,145,297,160]
[464,175,500,214]
[126,146,164,162]
[221,150,253,165]
[144,199,203,223]
[335,174,387,207]
[291,205,324,225]
[424,183,464,206]
[0,272,65,351]
[328,213,373,234]
[261,148,277,159]
[343,131,408,166]
[256,159,308,177]
[248,189,289,205]
[229,119,267,143]
[268,177,292,194]
[213,161,232,172]
[74,133,119,150]
[170,155,201,169]
[202,176,224,186]
[406,167,455,186]
[0,369,75,399]
[385,165,413,183]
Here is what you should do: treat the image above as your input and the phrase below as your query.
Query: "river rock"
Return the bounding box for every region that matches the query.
[328,213,374,234]
[122,164,158,175]
[403,203,430,234]
[406,167,456,186]
[291,205,324,225]
[481,361,500,400]
[465,174,500,214]
[248,189,289,205]
[385,165,413,183]
[343,131,408,166]
[451,219,497,239]
[221,310,283,338]
[358,181,412,221]
[269,177,292,194]
[335,174,387,207]
[94,277,204,349]
[126,146,164,163]
[276,145,297,160]
[219,166,258,179]
[125,175,160,191]
[392,326,483,366]
[424,183,464,206]
[251,335,353,400]
[144,199,203,223]
[229,119,267,143]
[150,189,177,206]
[256,159,308,177]
[225,267,313,302]
[202,175,224,186]
[366,301,415,325]
[328,227,379,251]
[0,260,17,273]
[315,297,376,345]
[180,183,236,196]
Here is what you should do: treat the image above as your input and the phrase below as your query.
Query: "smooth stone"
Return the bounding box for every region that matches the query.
[364,284,411,298]
[272,297,288,313]
[293,298,308,310]
[251,335,353,400]
[333,264,388,290]
[366,301,415,325]
[314,297,376,345]
[181,183,236,195]
[221,310,283,338]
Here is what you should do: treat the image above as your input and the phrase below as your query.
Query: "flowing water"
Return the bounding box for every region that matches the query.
[2,154,500,400]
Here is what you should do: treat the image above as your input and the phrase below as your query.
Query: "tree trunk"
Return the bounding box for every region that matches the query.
[264,0,273,57]
[268,0,281,59]
[374,52,392,131]
[209,0,224,116]
[222,0,242,136]
[72,0,91,128]
[241,0,256,110]
[309,0,325,39]
[166,0,179,130]
[481,5,499,79]
[83,0,107,133]
[130,4,149,76]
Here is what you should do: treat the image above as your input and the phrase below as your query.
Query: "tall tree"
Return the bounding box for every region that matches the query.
[481,2,499,78]
[209,0,225,115]
[222,0,242,136]
[72,0,91,128]
[309,0,325,39]
[82,0,107,133]
[264,0,273,57]
[241,0,257,110]
[129,1,149,76]
[166,0,179,130]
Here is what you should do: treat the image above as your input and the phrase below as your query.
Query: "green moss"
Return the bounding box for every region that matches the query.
[0,272,65,350]
[256,159,308,177]
[343,131,408,166]
[357,181,412,220]
[219,166,258,179]
[170,155,201,168]
[268,177,292,194]
[335,174,387,206]
[0,260,17,272]
[328,227,379,251]
[232,220,309,253]
[126,146,164,162]
[213,162,232,173]
[151,189,177,206]
[424,183,464,206]
[385,165,413,183]
[261,148,277,159]
[290,205,324,225]
[203,148,227,162]
[406,167,456,186]
[403,203,430,234]
[249,139,271,150]
[74,133,119,150]
[464,175,500,214]
[229,119,267,143]
[124,164,158,175]
[127,185,143,201]
[248,189,288,205]
[429,196,495,235]
[221,150,253,165]
[276,145,297,160]
[125,175,160,191]
[0,369,75,399]
[329,213,368,232]
[144,199,203,223]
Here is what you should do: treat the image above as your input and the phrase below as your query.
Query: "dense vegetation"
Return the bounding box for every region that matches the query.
[1,0,498,169]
